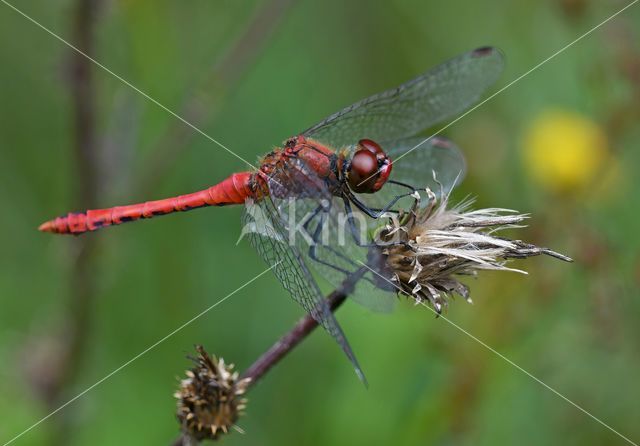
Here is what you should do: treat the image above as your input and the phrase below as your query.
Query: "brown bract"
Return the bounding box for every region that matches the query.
[175,346,251,442]
[377,188,572,313]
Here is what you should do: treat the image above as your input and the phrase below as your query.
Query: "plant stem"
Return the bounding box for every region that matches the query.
[62,0,101,392]
[46,1,102,444]
[241,268,364,386]
[171,270,364,445]
[240,288,349,385]
[139,0,296,194]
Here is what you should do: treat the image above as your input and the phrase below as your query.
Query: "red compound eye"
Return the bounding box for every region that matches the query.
[358,138,384,155]
[347,139,392,193]
[348,149,379,193]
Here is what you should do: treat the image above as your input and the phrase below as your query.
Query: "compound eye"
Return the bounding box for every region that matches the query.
[348,149,379,193]
[358,138,384,155]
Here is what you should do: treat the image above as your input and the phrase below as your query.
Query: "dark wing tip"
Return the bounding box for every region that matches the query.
[471,46,506,65]
[471,46,498,57]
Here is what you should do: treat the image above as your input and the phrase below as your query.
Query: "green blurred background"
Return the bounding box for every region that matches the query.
[1,0,639,445]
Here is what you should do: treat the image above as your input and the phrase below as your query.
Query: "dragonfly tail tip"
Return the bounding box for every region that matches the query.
[38,220,54,233]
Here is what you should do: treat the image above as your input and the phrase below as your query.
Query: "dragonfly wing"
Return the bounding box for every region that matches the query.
[243,197,367,384]
[305,199,398,314]
[243,163,370,382]
[284,191,398,314]
[251,155,397,313]
[302,47,504,149]
[267,158,398,314]
[383,135,466,193]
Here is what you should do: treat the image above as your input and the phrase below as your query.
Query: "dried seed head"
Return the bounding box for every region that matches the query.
[377,188,572,313]
[175,345,251,441]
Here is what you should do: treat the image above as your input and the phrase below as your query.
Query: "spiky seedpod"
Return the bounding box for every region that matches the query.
[377,188,572,313]
[175,345,251,442]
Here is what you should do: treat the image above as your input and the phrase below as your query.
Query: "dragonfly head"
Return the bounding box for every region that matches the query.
[347,139,393,193]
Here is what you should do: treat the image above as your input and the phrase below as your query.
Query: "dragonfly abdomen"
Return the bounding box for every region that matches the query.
[39,172,254,235]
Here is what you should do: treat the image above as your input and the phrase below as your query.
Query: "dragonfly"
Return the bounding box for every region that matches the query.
[40,47,505,383]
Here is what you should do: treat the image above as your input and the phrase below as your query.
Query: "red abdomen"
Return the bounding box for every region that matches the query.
[39,172,254,235]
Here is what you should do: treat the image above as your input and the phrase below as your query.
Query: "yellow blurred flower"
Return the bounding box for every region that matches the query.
[523,109,610,194]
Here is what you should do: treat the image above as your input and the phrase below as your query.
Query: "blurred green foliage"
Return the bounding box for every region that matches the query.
[1,0,639,445]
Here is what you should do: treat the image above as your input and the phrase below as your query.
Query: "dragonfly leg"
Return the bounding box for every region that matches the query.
[387,179,419,191]
[346,181,420,219]
[342,197,416,252]
[303,203,380,288]
[303,204,355,276]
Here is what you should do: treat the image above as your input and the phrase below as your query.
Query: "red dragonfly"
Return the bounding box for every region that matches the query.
[40,47,504,383]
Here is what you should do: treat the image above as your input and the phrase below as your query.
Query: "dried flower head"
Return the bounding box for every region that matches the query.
[377,188,572,313]
[175,345,251,441]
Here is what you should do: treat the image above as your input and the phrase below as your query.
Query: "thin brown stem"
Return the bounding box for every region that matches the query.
[46,0,102,444]
[57,0,101,394]
[139,0,296,194]
[70,0,100,207]
[170,270,363,445]
[240,288,349,384]
[241,268,365,386]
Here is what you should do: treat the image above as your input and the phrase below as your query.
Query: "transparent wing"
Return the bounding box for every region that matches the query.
[249,155,399,324]
[384,135,466,192]
[244,158,385,382]
[243,193,368,384]
[266,158,397,312]
[281,188,396,314]
[302,198,398,314]
[302,47,504,149]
